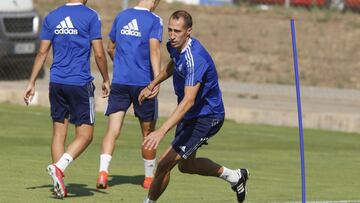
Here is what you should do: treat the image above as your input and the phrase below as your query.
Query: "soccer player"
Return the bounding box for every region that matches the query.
[23,0,110,199]
[95,0,163,189]
[138,10,249,203]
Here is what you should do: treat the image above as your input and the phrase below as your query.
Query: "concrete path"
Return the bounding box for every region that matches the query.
[1,72,360,133]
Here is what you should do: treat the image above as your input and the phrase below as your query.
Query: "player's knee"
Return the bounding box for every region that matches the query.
[78,132,93,143]
[53,132,66,138]
[142,127,153,137]
[142,129,151,137]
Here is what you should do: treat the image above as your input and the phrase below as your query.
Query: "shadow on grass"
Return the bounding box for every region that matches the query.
[108,174,144,187]
[26,183,107,198]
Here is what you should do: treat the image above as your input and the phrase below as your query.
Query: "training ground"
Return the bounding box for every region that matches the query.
[0,102,359,202]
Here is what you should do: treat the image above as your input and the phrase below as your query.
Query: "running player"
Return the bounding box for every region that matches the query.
[96,0,162,189]
[139,10,249,203]
[23,0,110,198]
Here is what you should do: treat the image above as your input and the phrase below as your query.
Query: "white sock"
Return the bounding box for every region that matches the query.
[219,166,241,186]
[55,153,73,172]
[143,197,156,203]
[144,159,156,177]
[99,154,112,173]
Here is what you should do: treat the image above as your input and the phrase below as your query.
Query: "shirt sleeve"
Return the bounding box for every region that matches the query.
[40,16,53,40]
[89,12,102,40]
[185,54,208,86]
[108,15,119,42]
[149,16,163,42]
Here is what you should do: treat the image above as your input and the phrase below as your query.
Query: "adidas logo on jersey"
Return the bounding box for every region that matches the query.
[54,16,78,35]
[120,19,141,37]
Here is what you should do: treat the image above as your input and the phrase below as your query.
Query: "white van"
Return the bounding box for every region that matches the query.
[0,0,43,79]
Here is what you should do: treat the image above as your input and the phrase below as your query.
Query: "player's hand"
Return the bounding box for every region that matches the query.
[138,86,152,105]
[142,128,166,150]
[102,80,110,98]
[147,84,160,99]
[23,83,35,106]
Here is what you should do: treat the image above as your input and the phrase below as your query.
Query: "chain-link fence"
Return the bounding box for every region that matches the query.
[0,6,44,80]
[1,0,360,89]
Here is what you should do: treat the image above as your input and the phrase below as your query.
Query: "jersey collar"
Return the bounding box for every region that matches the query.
[181,38,193,53]
[65,2,83,6]
[134,6,150,11]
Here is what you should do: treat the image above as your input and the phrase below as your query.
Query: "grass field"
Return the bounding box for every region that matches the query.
[0,103,359,203]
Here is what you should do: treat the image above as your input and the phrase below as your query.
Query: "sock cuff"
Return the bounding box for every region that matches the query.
[100,154,112,159]
[143,158,156,162]
[144,198,156,203]
[63,153,73,162]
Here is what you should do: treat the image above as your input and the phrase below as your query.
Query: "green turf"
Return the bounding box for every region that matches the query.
[0,103,359,203]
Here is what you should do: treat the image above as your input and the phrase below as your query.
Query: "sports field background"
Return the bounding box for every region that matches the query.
[0,103,359,202]
[34,0,360,90]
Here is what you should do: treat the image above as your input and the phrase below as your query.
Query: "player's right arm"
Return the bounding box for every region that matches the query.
[23,40,51,105]
[138,60,174,104]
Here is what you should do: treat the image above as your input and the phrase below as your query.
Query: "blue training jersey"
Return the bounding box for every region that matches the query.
[40,3,102,86]
[109,7,163,86]
[167,38,225,120]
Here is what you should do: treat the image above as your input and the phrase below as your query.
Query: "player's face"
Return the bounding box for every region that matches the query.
[82,0,88,5]
[168,17,192,51]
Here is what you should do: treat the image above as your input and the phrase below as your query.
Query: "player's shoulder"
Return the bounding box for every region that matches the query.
[131,7,163,24]
[69,5,101,21]
[45,5,64,18]
[191,38,210,59]
[149,12,163,25]
[86,6,101,20]
[186,39,206,59]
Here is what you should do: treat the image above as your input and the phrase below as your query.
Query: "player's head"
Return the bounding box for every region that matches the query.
[168,10,192,51]
[138,0,161,12]
[150,0,161,11]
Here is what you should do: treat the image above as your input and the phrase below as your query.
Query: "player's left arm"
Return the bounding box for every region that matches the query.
[88,12,110,97]
[148,38,161,98]
[147,17,163,98]
[107,40,115,61]
[92,39,110,98]
[143,83,200,150]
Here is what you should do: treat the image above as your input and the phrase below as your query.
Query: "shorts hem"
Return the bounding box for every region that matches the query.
[105,109,127,116]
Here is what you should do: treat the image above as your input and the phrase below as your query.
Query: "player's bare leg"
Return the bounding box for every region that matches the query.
[178,149,249,203]
[177,150,222,177]
[100,111,126,155]
[65,124,94,159]
[97,111,126,189]
[52,120,69,162]
[48,122,93,198]
[140,120,157,189]
[147,147,181,201]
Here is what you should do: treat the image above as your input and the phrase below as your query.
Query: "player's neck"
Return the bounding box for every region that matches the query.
[68,0,83,4]
[178,37,191,53]
[136,2,152,11]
